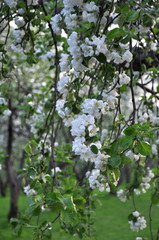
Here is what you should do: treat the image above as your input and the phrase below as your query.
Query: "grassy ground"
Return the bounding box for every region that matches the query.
[0,190,159,240]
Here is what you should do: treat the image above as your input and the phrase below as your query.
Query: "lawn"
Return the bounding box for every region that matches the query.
[0,190,159,240]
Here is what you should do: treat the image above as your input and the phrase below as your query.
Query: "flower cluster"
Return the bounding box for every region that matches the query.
[119,72,130,86]
[4,0,17,8]
[128,211,146,232]
[82,2,99,23]
[54,0,134,192]
[24,185,37,197]
[135,167,154,194]
[117,189,127,202]
[12,29,25,44]
[51,0,100,34]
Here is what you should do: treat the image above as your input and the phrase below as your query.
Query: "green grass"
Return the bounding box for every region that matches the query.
[0,191,159,240]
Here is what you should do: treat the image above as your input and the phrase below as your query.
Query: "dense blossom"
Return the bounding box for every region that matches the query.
[2,0,159,238]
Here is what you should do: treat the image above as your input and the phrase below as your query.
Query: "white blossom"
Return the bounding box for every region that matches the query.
[117,189,127,202]
[81,43,94,57]
[0,97,6,105]
[122,50,133,63]
[111,51,123,64]
[10,44,23,53]
[152,144,158,155]
[81,99,107,119]
[24,185,36,196]
[119,72,130,86]
[51,167,61,176]
[133,211,140,217]
[67,32,85,72]
[56,99,70,118]
[51,14,62,35]
[129,212,146,232]
[63,0,83,8]
[3,109,12,117]
[94,154,108,171]
[101,129,108,142]
[150,42,157,51]
[27,0,38,6]
[13,29,25,44]
[15,17,25,28]
[57,75,71,94]
[59,53,70,72]
[102,89,118,109]
[71,114,95,137]
[87,35,108,56]
[134,189,141,195]
[17,8,25,14]
[4,0,17,8]
[83,2,99,23]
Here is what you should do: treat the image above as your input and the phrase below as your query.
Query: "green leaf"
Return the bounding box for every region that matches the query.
[95,53,106,63]
[118,136,133,149]
[143,14,153,27]
[128,213,136,221]
[32,205,41,216]
[82,56,91,67]
[43,15,51,21]
[120,84,127,92]
[30,179,37,189]
[126,11,139,22]
[24,144,32,155]
[15,224,22,237]
[135,142,151,156]
[124,126,136,137]
[72,104,80,114]
[112,169,120,182]
[58,195,77,212]
[122,155,132,164]
[74,196,86,209]
[107,28,126,40]
[109,183,117,193]
[108,156,122,168]
[90,145,98,154]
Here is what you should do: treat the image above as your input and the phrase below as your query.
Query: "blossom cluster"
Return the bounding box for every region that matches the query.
[134,167,154,195]
[117,167,154,202]
[54,0,134,192]
[128,211,146,232]
[24,185,36,197]
[51,1,100,34]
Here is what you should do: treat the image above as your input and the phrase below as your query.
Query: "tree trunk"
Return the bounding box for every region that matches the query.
[0,175,7,197]
[119,165,130,185]
[5,99,19,220]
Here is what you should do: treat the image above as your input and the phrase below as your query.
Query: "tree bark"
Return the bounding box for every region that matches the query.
[5,99,19,220]
[119,165,130,185]
[0,175,7,197]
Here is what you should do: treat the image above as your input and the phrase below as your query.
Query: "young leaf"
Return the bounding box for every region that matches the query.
[108,156,122,168]
[58,195,77,212]
[107,28,126,40]
[135,142,151,156]
[124,126,136,137]
[126,11,139,22]
[95,53,106,63]
[90,145,98,154]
